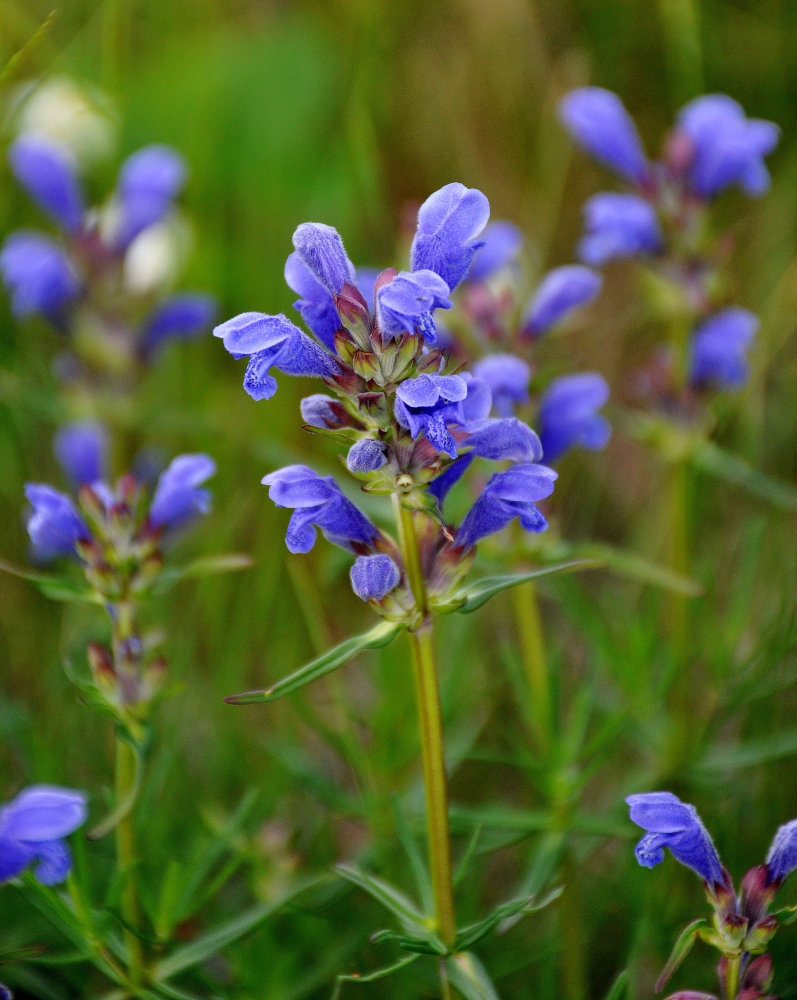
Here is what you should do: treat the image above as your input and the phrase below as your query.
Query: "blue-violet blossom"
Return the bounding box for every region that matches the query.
[538,372,611,463]
[0,785,87,886]
[689,308,758,389]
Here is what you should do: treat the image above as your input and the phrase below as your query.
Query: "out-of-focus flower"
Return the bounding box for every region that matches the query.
[523,265,603,336]
[8,135,84,233]
[559,87,649,185]
[689,308,758,389]
[350,554,401,602]
[116,145,186,247]
[0,785,87,886]
[24,484,90,559]
[578,193,662,266]
[140,294,217,357]
[471,355,531,418]
[677,95,780,200]
[0,231,80,320]
[627,791,725,886]
[538,373,611,463]
[53,422,107,487]
[468,220,524,282]
[149,454,216,529]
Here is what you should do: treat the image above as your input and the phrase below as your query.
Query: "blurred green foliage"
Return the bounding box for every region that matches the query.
[1,1,797,997]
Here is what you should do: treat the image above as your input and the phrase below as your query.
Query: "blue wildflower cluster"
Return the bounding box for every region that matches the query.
[560,88,779,397]
[627,792,797,999]
[0,135,216,379]
[216,184,559,615]
[25,421,215,714]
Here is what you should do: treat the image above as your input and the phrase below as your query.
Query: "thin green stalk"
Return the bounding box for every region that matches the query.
[512,581,551,753]
[558,853,587,1000]
[392,495,456,952]
[115,737,145,986]
[724,954,740,1000]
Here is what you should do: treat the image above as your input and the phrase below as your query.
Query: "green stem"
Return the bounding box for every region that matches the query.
[115,737,145,986]
[393,496,456,951]
[666,457,689,661]
[512,581,551,753]
[724,954,740,1000]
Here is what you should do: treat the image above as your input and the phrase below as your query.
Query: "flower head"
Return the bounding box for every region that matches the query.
[117,145,186,246]
[24,484,90,560]
[410,182,490,292]
[559,87,649,185]
[765,818,797,884]
[8,135,84,233]
[523,265,603,337]
[376,269,451,341]
[677,95,779,200]
[578,193,662,266]
[627,791,725,887]
[149,454,216,529]
[262,465,379,554]
[689,308,758,389]
[0,785,87,886]
[538,373,611,463]
[456,463,557,549]
[394,373,469,458]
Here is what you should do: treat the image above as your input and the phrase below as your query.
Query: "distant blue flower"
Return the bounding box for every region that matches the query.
[213,312,339,401]
[0,785,87,886]
[463,417,543,463]
[395,373,469,458]
[376,269,451,341]
[538,373,611,463]
[690,308,758,389]
[627,791,725,887]
[578,193,662,266]
[347,438,388,474]
[677,95,779,200]
[284,251,342,350]
[8,136,84,234]
[766,818,797,884]
[559,88,649,185]
[54,422,107,487]
[262,465,378,554]
[117,145,186,246]
[24,484,90,559]
[468,221,524,282]
[456,463,556,549]
[140,293,217,356]
[292,222,354,296]
[523,265,603,336]
[350,553,401,601]
[410,182,490,292]
[471,355,531,417]
[0,231,80,320]
[149,454,215,529]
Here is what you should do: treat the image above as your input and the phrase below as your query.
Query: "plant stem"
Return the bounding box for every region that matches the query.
[115,736,144,986]
[512,580,551,753]
[393,496,456,951]
[724,954,741,1000]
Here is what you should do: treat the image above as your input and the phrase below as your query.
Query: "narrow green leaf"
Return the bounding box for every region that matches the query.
[455,888,561,952]
[225,620,404,704]
[575,542,702,595]
[0,559,99,604]
[446,952,501,1000]
[451,561,597,615]
[692,439,797,511]
[154,553,253,593]
[152,879,319,980]
[330,954,421,1000]
[774,903,797,925]
[370,929,446,955]
[335,864,426,933]
[603,970,629,1000]
[655,918,707,991]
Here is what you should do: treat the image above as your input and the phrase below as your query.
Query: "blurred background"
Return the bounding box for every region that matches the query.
[1,1,797,998]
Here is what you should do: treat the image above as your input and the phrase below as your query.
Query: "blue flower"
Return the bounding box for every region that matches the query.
[626,791,725,887]
[394,373,469,458]
[262,465,379,554]
[559,88,649,185]
[471,355,531,418]
[140,293,217,357]
[149,454,216,529]
[0,231,80,320]
[523,265,603,337]
[8,135,85,234]
[538,373,611,463]
[677,95,779,200]
[350,554,401,601]
[213,312,339,401]
[689,308,758,389]
[24,484,90,560]
[116,145,186,246]
[284,251,342,350]
[54,422,108,487]
[766,818,797,884]
[578,193,662,266]
[456,463,557,549]
[468,221,524,282]
[346,438,388,474]
[463,417,543,463]
[292,222,354,296]
[300,394,353,429]
[410,182,490,292]
[376,269,452,341]
[0,785,87,886]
